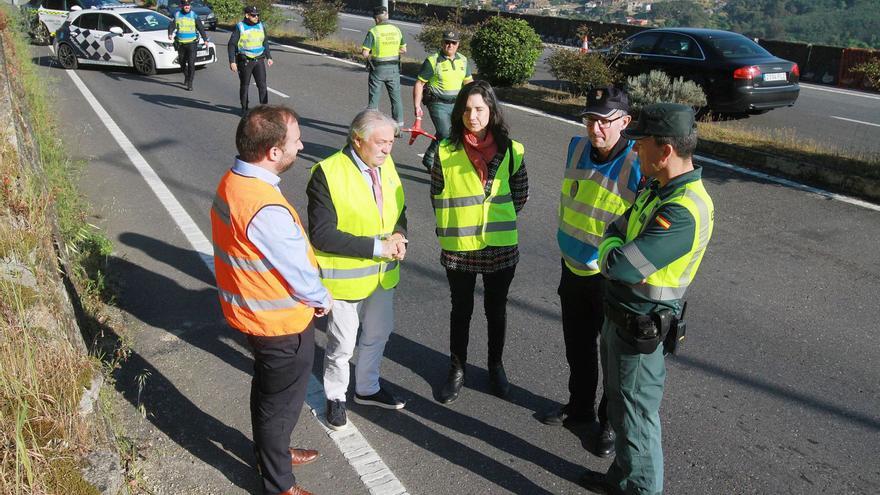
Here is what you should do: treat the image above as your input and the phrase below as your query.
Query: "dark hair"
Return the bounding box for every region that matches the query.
[236,105,299,163]
[654,130,698,160]
[448,80,509,148]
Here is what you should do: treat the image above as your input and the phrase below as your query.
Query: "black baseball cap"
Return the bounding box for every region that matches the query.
[622,103,696,139]
[580,86,630,118]
[244,5,259,15]
[442,31,460,42]
[373,5,387,16]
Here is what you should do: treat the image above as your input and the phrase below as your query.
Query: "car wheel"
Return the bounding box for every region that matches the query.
[32,22,51,46]
[56,43,78,70]
[133,47,157,76]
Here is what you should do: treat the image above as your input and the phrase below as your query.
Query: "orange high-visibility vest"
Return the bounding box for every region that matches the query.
[211,170,317,336]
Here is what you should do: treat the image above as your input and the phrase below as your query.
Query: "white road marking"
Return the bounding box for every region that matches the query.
[801,82,880,100]
[342,27,361,33]
[830,115,880,128]
[56,47,409,495]
[251,83,289,98]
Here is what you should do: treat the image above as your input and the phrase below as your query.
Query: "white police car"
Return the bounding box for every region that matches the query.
[53,7,216,75]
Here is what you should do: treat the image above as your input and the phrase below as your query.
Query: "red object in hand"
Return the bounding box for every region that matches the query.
[401,117,436,145]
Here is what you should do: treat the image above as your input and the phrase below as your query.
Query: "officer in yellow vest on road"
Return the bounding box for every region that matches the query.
[414,30,473,171]
[167,0,208,91]
[362,6,406,125]
[306,109,408,431]
[579,103,715,495]
[229,6,273,115]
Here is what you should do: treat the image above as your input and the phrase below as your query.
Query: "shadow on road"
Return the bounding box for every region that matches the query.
[132,92,240,115]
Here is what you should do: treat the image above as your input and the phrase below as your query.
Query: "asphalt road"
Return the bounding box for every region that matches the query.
[279,8,880,159]
[33,27,880,495]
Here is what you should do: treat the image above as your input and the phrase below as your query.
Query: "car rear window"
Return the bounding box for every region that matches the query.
[707,36,772,58]
[121,11,171,31]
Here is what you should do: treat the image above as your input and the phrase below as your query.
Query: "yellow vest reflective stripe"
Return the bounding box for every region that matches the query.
[175,11,197,43]
[433,139,523,251]
[237,21,265,58]
[210,171,317,337]
[367,23,403,62]
[625,179,714,302]
[427,53,469,97]
[311,150,405,300]
[558,137,638,276]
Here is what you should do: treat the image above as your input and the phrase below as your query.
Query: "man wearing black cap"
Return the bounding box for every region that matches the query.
[361,5,406,126]
[413,30,473,171]
[579,103,715,495]
[229,6,273,115]
[539,86,642,460]
[167,0,208,91]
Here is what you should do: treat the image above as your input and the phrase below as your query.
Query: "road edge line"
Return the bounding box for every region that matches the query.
[59,54,410,495]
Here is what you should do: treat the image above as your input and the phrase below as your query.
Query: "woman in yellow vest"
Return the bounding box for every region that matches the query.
[430,80,529,404]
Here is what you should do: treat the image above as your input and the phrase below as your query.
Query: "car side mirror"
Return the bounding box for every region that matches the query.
[109,26,123,35]
[70,5,82,11]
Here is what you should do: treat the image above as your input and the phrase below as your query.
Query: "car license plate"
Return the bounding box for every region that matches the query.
[197,50,208,57]
[763,72,787,82]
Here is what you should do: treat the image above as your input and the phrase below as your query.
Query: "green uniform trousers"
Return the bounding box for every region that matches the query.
[422,100,454,169]
[601,318,666,495]
[367,64,403,124]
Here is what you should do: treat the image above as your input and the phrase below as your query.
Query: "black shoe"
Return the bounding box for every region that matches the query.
[591,423,615,458]
[325,399,348,431]
[186,82,193,91]
[577,469,618,494]
[537,404,594,426]
[488,363,510,399]
[355,387,405,410]
[438,363,464,404]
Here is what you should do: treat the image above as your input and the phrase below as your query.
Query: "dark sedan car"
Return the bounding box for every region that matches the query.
[613,28,800,114]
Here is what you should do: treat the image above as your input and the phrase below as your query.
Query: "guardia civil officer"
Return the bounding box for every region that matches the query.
[167,0,208,91]
[413,30,473,171]
[229,6,273,115]
[538,86,642,460]
[361,6,406,126]
[579,103,715,495]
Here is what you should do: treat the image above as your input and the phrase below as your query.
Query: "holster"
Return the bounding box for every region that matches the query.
[605,304,672,354]
[663,314,687,355]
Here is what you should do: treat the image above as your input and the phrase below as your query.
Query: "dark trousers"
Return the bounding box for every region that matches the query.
[238,56,268,112]
[177,41,197,83]
[247,326,314,495]
[446,266,516,366]
[558,260,607,424]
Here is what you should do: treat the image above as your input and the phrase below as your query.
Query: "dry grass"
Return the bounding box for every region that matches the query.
[1,6,106,494]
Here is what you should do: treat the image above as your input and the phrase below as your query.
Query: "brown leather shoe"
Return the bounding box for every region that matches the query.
[279,485,314,495]
[289,448,319,466]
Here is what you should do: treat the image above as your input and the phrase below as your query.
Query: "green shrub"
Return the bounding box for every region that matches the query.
[248,0,283,29]
[547,49,618,96]
[415,9,474,58]
[207,0,242,24]
[625,70,707,113]
[301,0,341,40]
[470,16,542,87]
[852,58,880,90]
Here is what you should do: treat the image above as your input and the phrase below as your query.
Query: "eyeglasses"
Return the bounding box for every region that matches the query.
[443,40,459,45]
[583,114,625,129]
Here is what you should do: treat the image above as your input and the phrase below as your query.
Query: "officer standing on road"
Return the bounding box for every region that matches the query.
[413,30,473,171]
[578,103,715,495]
[210,105,331,495]
[362,5,406,126]
[307,109,408,431]
[229,6,273,115]
[538,87,642,460]
[167,0,208,91]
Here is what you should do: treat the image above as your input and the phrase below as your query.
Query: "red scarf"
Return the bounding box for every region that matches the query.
[462,130,497,186]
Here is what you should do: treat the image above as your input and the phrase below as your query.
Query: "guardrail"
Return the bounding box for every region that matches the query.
[284,0,879,91]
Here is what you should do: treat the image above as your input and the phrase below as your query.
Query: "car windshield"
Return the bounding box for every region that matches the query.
[121,11,171,31]
[707,35,772,59]
[169,0,208,7]
[81,0,123,7]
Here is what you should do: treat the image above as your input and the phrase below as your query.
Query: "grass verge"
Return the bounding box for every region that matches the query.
[0,7,114,494]
[264,23,880,195]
